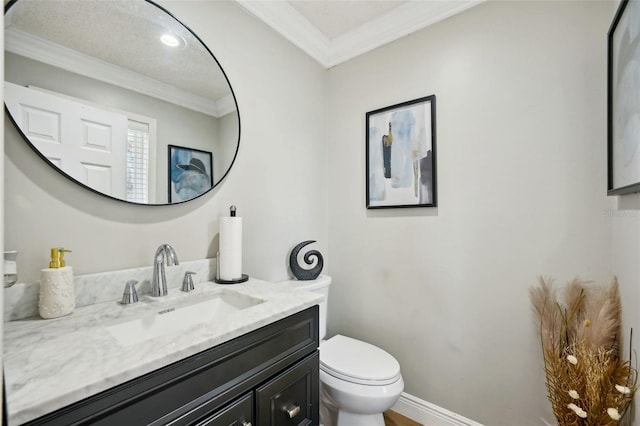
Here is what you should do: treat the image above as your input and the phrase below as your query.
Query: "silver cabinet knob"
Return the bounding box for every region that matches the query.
[241,422,252,426]
[284,403,301,419]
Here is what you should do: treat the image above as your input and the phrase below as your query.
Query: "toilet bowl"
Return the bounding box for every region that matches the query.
[283,276,404,426]
[320,334,404,426]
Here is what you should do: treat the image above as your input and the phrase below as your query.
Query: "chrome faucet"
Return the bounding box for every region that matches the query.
[151,244,179,297]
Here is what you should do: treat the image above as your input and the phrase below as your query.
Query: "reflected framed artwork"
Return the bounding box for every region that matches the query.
[366,95,437,209]
[168,145,213,203]
[608,0,640,195]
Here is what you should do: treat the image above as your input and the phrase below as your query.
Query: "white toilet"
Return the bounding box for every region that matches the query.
[285,275,404,426]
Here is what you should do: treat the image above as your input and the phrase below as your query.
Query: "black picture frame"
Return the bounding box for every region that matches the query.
[168,145,214,204]
[608,0,640,195]
[366,95,437,209]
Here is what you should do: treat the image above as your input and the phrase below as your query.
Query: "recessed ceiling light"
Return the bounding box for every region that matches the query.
[161,34,180,47]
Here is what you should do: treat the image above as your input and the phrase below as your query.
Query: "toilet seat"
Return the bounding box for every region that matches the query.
[320,335,401,386]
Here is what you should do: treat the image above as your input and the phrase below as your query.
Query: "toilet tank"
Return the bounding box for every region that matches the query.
[283,275,331,340]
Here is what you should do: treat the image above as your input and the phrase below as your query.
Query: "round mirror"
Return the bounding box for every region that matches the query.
[4,0,240,205]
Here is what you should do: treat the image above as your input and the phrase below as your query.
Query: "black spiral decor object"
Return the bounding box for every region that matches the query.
[289,240,324,281]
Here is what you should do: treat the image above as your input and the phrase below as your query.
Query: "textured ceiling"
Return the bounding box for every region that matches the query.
[5,0,232,103]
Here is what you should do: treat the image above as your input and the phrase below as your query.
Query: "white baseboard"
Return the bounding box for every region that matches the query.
[392,392,484,426]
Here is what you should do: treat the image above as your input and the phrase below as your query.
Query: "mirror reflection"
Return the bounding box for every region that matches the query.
[4,0,240,205]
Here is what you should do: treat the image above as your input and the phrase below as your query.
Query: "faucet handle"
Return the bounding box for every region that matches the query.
[121,280,139,304]
[181,271,196,292]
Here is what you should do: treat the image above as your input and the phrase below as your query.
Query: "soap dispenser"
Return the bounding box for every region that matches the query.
[39,248,75,319]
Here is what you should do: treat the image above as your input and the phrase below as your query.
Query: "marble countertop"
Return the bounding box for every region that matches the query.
[3,278,323,425]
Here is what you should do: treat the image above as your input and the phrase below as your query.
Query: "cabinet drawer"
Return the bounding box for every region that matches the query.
[256,352,319,426]
[196,393,253,426]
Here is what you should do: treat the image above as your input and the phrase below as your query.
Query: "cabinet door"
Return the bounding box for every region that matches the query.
[256,352,319,426]
[197,393,253,426]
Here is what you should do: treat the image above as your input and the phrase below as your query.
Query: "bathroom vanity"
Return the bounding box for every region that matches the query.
[3,279,322,426]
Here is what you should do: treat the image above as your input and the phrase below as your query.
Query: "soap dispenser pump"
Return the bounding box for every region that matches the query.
[39,248,75,319]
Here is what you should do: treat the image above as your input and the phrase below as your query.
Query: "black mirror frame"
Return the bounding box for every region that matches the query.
[3,0,241,206]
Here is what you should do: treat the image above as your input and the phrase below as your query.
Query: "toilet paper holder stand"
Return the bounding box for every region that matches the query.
[214,252,249,284]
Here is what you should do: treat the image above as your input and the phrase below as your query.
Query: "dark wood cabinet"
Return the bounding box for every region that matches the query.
[195,393,253,426]
[256,353,319,426]
[23,306,319,426]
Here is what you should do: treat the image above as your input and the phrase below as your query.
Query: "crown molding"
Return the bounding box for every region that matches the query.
[217,94,237,117]
[4,28,233,117]
[234,0,484,68]
[328,1,485,67]
[234,0,331,66]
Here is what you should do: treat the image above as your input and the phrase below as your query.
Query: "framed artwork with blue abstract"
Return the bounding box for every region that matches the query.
[608,0,640,195]
[168,145,213,203]
[366,95,437,209]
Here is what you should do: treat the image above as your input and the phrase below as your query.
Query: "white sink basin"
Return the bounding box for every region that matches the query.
[106,290,264,346]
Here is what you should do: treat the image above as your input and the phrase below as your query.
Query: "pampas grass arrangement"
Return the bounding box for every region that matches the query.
[530,277,637,425]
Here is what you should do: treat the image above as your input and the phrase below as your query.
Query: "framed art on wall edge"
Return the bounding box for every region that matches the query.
[608,0,640,195]
[366,95,437,209]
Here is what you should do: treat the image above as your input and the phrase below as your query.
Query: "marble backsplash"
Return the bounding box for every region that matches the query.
[4,258,216,322]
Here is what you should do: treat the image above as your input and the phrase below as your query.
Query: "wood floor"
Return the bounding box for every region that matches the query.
[383,410,423,426]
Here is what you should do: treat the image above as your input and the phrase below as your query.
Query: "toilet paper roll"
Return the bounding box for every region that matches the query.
[219,216,242,280]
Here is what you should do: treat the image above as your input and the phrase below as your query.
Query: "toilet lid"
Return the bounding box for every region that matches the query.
[320,335,401,386]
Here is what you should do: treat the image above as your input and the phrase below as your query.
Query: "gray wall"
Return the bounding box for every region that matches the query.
[326,1,617,424]
[612,197,640,426]
[5,0,329,283]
